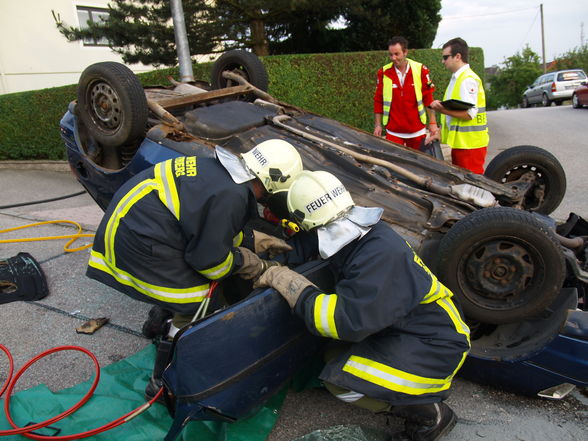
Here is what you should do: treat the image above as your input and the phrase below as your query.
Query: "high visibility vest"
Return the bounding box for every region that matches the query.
[441,68,489,149]
[381,58,426,126]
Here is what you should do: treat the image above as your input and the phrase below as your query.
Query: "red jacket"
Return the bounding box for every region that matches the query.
[374,63,435,135]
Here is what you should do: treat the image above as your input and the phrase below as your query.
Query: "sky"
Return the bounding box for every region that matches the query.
[432,0,588,67]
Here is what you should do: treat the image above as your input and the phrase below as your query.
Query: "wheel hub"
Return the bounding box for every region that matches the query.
[89,81,121,130]
[464,240,534,301]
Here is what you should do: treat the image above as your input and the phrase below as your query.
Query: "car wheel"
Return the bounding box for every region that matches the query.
[484,145,566,215]
[77,62,148,148]
[572,93,582,108]
[211,50,269,98]
[541,93,551,107]
[521,96,529,108]
[436,207,565,324]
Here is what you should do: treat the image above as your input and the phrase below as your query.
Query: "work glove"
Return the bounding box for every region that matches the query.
[253,266,316,308]
[253,230,293,258]
[235,247,280,280]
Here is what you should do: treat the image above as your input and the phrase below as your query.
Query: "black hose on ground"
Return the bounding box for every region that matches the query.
[0,190,86,209]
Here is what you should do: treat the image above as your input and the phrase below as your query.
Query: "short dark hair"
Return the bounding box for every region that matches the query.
[387,36,409,51]
[443,38,469,63]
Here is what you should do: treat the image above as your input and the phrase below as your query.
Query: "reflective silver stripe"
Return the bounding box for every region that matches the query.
[478,107,486,113]
[335,391,365,403]
[418,107,426,117]
[198,252,234,280]
[383,100,391,106]
[345,359,444,390]
[89,252,209,301]
[448,124,488,133]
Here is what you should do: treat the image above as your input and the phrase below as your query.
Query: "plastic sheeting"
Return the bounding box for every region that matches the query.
[0,344,286,440]
[293,425,390,441]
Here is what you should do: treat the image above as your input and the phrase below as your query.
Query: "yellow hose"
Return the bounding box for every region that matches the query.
[0,220,94,253]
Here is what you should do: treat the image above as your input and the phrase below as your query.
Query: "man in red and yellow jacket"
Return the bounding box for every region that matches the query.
[373,36,440,149]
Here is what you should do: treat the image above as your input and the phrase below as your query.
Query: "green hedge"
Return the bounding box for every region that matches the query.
[0,49,483,160]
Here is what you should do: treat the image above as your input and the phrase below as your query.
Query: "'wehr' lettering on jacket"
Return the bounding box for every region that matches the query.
[306,186,347,213]
[251,148,268,167]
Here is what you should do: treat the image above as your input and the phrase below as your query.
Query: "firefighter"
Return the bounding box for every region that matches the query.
[255,171,470,441]
[87,139,303,398]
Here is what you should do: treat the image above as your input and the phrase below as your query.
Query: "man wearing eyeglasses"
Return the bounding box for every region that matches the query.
[373,36,439,150]
[430,38,489,174]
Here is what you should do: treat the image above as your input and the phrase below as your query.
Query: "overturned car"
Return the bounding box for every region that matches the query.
[60,51,588,419]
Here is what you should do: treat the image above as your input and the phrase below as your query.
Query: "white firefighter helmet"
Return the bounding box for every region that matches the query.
[241,139,303,193]
[287,170,354,231]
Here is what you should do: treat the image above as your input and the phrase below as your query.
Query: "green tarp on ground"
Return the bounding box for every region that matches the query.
[0,344,286,440]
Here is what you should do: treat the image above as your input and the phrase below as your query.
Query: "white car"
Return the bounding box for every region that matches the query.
[522,69,587,107]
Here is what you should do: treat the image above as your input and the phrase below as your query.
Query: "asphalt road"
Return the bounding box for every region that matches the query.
[486,103,588,222]
[0,104,587,440]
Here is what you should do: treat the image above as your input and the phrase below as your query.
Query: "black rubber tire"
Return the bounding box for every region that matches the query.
[541,93,551,107]
[77,62,148,148]
[484,145,566,215]
[554,100,563,106]
[572,93,582,109]
[437,207,565,324]
[521,96,529,108]
[211,50,269,93]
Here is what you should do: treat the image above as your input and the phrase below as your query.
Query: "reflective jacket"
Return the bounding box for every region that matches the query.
[286,222,470,405]
[441,67,489,149]
[87,156,257,315]
[380,58,427,127]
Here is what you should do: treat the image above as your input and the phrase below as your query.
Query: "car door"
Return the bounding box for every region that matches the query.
[528,76,543,104]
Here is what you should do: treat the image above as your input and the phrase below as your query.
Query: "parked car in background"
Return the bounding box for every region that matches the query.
[572,80,588,108]
[522,69,587,107]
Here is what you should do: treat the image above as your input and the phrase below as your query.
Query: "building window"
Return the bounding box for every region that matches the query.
[76,6,109,46]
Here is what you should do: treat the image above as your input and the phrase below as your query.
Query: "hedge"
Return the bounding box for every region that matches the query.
[0,48,483,160]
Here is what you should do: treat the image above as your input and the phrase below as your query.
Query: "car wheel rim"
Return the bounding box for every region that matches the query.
[219,64,249,88]
[458,238,539,310]
[88,80,122,132]
[497,164,549,211]
[573,95,578,106]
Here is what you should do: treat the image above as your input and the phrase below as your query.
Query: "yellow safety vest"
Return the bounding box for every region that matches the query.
[441,68,489,149]
[381,58,426,126]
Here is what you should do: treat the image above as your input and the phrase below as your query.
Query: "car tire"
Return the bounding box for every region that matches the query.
[541,93,551,107]
[436,207,565,324]
[572,93,582,108]
[554,100,563,106]
[521,96,529,108]
[211,50,269,96]
[484,145,566,215]
[77,62,148,148]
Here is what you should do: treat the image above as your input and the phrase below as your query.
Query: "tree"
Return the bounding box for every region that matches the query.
[53,0,441,65]
[552,45,588,74]
[488,46,543,109]
[53,0,342,64]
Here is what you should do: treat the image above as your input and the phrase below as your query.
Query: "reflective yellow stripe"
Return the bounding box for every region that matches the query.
[105,179,158,265]
[233,231,244,247]
[198,251,234,280]
[343,356,452,395]
[437,297,471,345]
[313,294,339,339]
[154,160,180,220]
[89,250,209,303]
[409,246,449,304]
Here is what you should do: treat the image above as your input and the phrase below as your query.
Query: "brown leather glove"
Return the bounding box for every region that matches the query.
[253,266,316,308]
[235,247,280,280]
[253,230,293,258]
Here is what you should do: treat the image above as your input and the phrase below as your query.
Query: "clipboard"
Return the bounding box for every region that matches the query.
[440,99,475,110]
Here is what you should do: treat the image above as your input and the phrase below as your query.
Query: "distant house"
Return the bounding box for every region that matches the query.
[0,0,157,94]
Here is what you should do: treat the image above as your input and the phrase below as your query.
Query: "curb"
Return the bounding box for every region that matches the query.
[0,160,70,172]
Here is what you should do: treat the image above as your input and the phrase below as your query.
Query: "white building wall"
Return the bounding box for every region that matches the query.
[0,0,154,95]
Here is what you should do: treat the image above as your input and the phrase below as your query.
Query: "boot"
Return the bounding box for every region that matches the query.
[392,402,457,441]
[145,338,174,402]
[142,306,173,339]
